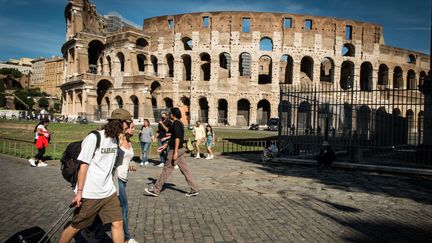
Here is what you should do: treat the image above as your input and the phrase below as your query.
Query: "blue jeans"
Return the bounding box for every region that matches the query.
[158,139,168,163]
[118,179,130,241]
[140,142,151,162]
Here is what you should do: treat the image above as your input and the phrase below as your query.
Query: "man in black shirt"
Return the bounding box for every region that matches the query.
[156,112,172,166]
[145,107,199,197]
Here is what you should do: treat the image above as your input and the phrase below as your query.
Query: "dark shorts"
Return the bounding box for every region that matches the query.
[71,193,122,229]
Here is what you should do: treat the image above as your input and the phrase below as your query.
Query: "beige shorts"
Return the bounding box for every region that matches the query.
[195,138,205,145]
[70,193,122,229]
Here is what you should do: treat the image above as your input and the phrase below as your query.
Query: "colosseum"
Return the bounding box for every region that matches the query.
[61,0,430,133]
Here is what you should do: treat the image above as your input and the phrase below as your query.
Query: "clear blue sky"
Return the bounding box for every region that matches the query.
[0,0,430,61]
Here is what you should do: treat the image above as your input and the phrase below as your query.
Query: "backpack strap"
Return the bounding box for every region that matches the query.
[89,130,101,157]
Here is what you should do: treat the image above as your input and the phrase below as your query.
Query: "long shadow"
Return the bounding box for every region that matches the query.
[221,153,432,205]
[145,177,188,194]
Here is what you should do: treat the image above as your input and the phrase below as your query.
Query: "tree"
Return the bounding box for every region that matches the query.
[38,97,49,108]
[0,80,5,107]
[0,68,23,78]
[13,90,35,110]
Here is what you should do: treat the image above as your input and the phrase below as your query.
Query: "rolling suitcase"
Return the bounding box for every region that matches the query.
[5,205,74,243]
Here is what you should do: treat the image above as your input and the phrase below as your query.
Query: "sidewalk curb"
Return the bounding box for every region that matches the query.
[274,158,432,176]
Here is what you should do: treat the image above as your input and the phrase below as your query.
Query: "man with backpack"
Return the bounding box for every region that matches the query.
[59,108,133,243]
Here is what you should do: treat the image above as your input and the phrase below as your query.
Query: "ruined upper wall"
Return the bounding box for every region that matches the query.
[143,11,383,51]
[65,0,106,39]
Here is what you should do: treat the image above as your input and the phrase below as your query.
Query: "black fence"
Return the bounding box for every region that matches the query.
[278,84,431,168]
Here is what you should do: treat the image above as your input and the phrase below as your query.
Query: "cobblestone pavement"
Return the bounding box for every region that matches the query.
[1,153,432,242]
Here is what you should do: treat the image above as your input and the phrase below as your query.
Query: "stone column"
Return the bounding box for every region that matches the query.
[72,90,77,117]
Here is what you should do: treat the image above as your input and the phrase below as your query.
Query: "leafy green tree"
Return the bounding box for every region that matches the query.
[38,97,49,108]
[13,90,35,110]
[0,68,23,78]
[53,101,61,112]
[0,79,5,107]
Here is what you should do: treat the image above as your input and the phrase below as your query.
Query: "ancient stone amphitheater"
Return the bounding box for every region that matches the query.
[61,0,429,128]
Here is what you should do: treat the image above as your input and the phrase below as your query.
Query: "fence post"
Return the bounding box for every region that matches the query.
[53,143,56,159]
[14,142,16,156]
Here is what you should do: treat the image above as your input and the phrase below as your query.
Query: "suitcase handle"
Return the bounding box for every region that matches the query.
[37,205,75,243]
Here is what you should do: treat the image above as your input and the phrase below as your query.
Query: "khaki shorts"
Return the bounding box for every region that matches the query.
[195,138,205,145]
[71,193,122,229]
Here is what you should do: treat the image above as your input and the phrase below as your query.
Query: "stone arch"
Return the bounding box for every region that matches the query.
[88,40,104,74]
[96,79,113,120]
[137,54,146,73]
[420,71,427,86]
[106,56,112,76]
[151,55,158,75]
[392,108,402,117]
[237,99,250,126]
[165,54,174,78]
[181,54,192,81]
[342,43,355,57]
[298,101,311,134]
[116,52,125,72]
[407,69,416,90]
[239,52,251,77]
[258,55,272,84]
[115,95,123,109]
[300,56,314,82]
[320,57,334,83]
[259,37,273,51]
[257,99,271,125]
[360,62,373,91]
[407,54,416,64]
[180,96,191,125]
[130,95,139,119]
[182,37,193,50]
[378,64,389,86]
[393,66,403,89]
[136,38,148,48]
[217,99,228,125]
[340,61,354,90]
[200,52,211,81]
[219,52,231,79]
[280,55,293,84]
[279,100,292,135]
[164,97,173,108]
[198,97,209,123]
[357,105,370,138]
[150,81,162,94]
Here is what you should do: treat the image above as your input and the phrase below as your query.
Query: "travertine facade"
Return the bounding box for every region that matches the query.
[31,57,64,98]
[61,0,430,126]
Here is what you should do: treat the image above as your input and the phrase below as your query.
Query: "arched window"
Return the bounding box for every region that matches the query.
[106,56,112,76]
[165,54,174,77]
[237,99,250,126]
[164,97,173,108]
[130,95,139,119]
[407,54,416,64]
[218,99,228,124]
[258,55,272,84]
[280,55,293,84]
[182,37,193,50]
[136,38,148,48]
[239,52,251,77]
[360,62,373,91]
[340,61,354,90]
[257,99,270,125]
[420,71,427,86]
[342,43,355,57]
[181,54,191,81]
[407,70,416,90]
[198,97,209,123]
[137,54,146,73]
[115,96,123,109]
[200,53,211,81]
[300,56,314,82]
[116,52,125,72]
[378,64,389,85]
[151,55,158,75]
[259,37,273,51]
[88,40,104,74]
[320,57,334,83]
[393,66,403,89]
[219,52,231,79]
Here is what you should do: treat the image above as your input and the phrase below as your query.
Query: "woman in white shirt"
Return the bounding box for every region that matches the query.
[117,122,138,243]
[28,118,50,167]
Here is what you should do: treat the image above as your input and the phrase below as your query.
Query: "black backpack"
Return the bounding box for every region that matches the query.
[60,131,101,188]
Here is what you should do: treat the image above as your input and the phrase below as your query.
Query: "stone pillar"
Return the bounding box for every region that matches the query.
[250,100,257,125]
[207,96,217,125]
[82,89,87,114]
[189,95,199,125]
[228,98,237,126]
[129,51,138,76]
[72,90,77,117]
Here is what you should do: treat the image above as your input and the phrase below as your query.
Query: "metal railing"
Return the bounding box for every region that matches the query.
[0,137,65,160]
[221,137,277,154]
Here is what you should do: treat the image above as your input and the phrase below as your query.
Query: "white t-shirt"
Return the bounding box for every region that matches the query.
[193,125,206,140]
[117,145,134,182]
[76,130,118,199]
[35,124,47,140]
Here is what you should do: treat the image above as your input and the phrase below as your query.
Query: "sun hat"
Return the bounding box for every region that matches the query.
[108,108,132,122]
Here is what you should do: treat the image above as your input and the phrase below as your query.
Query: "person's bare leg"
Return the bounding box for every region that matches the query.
[58,225,80,243]
[111,220,124,243]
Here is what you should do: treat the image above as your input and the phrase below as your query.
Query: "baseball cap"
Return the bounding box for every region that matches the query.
[108,108,132,122]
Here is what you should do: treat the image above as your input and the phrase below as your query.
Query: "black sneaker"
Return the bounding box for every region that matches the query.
[185,191,199,197]
[144,188,159,197]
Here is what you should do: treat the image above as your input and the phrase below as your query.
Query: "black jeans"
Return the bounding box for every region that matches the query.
[35,147,45,162]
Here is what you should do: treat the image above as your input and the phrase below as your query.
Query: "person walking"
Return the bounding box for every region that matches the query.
[156,112,171,167]
[139,119,154,166]
[144,107,199,197]
[192,121,206,159]
[28,118,50,167]
[59,108,133,243]
[205,124,215,160]
[117,121,138,243]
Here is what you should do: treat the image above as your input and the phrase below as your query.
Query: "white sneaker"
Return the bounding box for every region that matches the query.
[37,162,48,167]
[174,165,179,169]
[140,162,144,166]
[28,159,36,167]
[144,161,149,166]
[195,154,200,159]
[205,156,211,160]
[210,155,214,159]
[128,238,139,243]
[158,163,164,167]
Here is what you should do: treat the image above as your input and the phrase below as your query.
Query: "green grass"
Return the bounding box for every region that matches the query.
[0,119,276,160]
